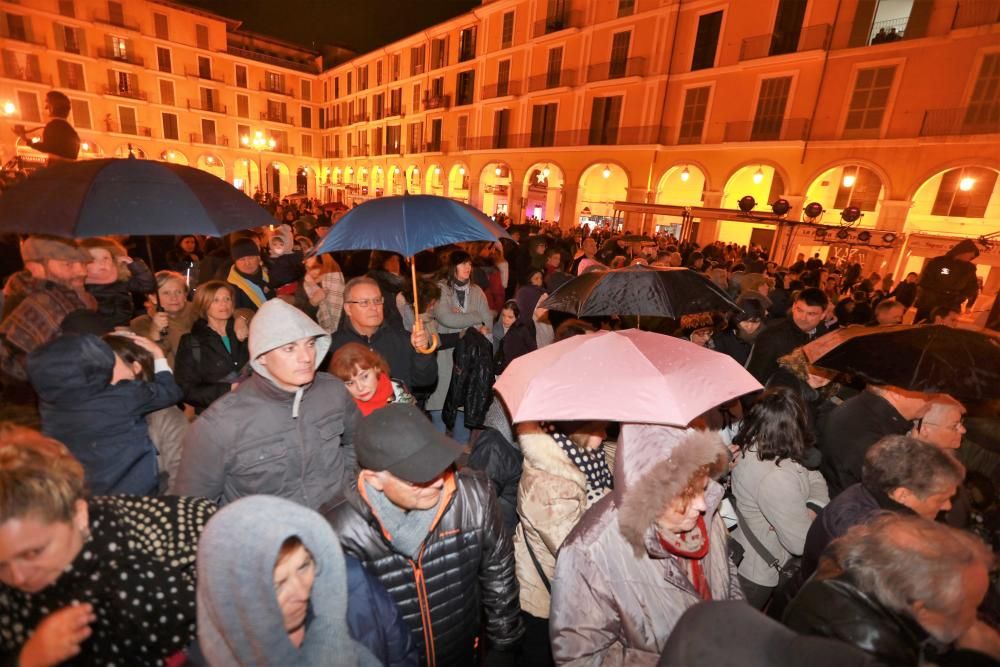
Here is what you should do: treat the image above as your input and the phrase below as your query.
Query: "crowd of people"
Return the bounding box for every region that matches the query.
[0,196,998,667]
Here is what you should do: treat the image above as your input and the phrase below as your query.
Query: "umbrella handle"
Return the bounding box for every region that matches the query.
[411,257,439,354]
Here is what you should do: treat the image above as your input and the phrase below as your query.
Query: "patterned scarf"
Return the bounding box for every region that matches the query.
[544,422,613,506]
[227,265,270,308]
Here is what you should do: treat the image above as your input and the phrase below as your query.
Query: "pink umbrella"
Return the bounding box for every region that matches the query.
[494,329,762,426]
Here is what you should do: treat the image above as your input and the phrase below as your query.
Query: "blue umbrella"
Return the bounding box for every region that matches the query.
[0,157,273,237]
[312,193,511,258]
[312,193,511,354]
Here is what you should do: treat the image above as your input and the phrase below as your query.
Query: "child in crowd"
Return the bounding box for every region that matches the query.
[329,343,414,416]
[81,236,155,328]
[264,224,305,298]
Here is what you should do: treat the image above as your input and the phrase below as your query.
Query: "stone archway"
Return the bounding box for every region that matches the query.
[577,162,628,231]
[522,161,566,224]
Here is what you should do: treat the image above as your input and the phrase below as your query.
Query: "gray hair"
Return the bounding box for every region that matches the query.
[862,435,964,498]
[343,276,380,302]
[829,513,993,616]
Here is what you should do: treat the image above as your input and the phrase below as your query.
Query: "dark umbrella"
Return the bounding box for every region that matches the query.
[803,324,1000,401]
[540,265,740,318]
[0,157,274,237]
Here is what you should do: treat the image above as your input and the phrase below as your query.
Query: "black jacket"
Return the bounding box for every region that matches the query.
[890,282,918,309]
[915,255,979,314]
[174,318,249,412]
[712,328,754,367]
[442,328,494,430]
[85,260,156,328]
[818,391,912,498]
[330,319,437,391]
[323,468,524,666]
[746,318,828,385]
[466,427,522,532]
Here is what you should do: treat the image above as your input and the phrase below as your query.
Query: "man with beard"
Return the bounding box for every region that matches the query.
[712,298,766,366]
[0,236,96,391]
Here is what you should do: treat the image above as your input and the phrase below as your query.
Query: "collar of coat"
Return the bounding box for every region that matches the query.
[518,432,588,490]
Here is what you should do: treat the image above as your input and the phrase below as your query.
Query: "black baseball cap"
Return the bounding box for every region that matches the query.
[355,403,464,484]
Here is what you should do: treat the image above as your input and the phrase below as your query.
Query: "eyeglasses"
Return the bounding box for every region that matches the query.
[346,298,385,308]
[916,418,965,432]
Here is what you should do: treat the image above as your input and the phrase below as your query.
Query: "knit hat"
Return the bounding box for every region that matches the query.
[20,235,92,263]
[230,237,260,261]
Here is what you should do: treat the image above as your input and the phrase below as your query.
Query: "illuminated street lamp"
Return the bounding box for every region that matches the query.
[752,166,764,185]
[960,176,975,191]
[602,165,612,179]
[240,130,276,194]
[2,101,15,116]
[680,165,690,182]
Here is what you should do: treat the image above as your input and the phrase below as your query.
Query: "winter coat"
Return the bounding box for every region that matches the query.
[442,327,494,430]
[427,280,491,411]
[514,431,608,619]
[550,427,742,666]
[711,328,754,366]
[465,426,522,532]
[264,250,305,289]
[0,495,215,667]
[731,447,829,587]
[84,260,156,329]
[130,301,199,366]
[914,254,979,316]
[323,468,524,666]
[330,318,438,392]
[27,333,183,496]
[818,391,913,497]
[146,405,189,492]
[745,318,828,385]
[345,557,420,666]
[492,319,536,375]
[174,317,250,412]
[889,281,918,309]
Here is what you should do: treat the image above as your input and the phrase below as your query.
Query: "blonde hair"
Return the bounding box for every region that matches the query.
[0,423,86,525]
[193,281,234,319]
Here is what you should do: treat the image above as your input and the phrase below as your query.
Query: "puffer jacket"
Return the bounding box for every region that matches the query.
[550,427,742,666]
[514,431,599,620]
[441,327,494,430]
[323,468,524,666]
[465,426,521,531]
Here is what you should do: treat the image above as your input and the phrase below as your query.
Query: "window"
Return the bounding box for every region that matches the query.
[770,0,807,57]
[456,70,475,106]
[932,168,998,218]
[530,103,557,147]
[609,31,631,78]
[964,53,1000,132]
[199,87,217,112]
[410,45,425,76]
[111,70,138,96]
[431,37,448,69]
[195,24,209,49]
[236,93,249,118]
[266,99,286,122]
[198,56,212,79]
[459,27,476,61]
[493,13,514,53]
[266,72,285,93]
[201,118,216,145]
[118,106,137,135]
[834,167,882,211]
[334,77,340,99]
[159,79,174,105]
[408,122,423,152]
[843,66,895,138]
[390,88,402,115]
[751,76,792,140]
[431,76,444,99]
[3,51,40,83]
[691,11,723,71]
[547,47,563,87]
[358,65,368,91]
[108,1,125,27]
[497,59,511,96]
[301,134,312,157]
[162,112,178,140]
[58,0,75,18]
[386,125,401,153]
[237,123,250,142]
[57,60,85,90]
[235,64,247,88]
[589,96,622,144]
[391,54,400,81]
[300,80,311,101]
[6,14,27,42]
[156,47,171,73]
[678,86,710,144]
[373,93,385,119]
[17,91,40,122]
[347,72,352,95]
[376,60,383,85]
[301,106,312,128]
[457,115,468,150]
[371,127,383,155]
[153,13,168,39]
[70,98,90,128]
[618,0,635,17]
[59,25,82,54]
[110,36,128,61]
[429,118,443,151]
[494,108,510,148]
[412,83,421,110]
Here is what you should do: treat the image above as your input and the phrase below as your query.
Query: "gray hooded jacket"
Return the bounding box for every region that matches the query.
[197,495,380,666]
[549,426,743,667]
[173,300,360,510]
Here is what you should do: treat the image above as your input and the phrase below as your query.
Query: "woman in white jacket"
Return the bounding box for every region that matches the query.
[731,387,829,609]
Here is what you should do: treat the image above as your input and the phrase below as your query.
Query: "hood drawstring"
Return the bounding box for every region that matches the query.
[291,387,304,419]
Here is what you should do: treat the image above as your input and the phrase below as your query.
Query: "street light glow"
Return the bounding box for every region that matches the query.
[494,165,502,177]
[602,165,612,179]
[2,101,15,115]
[753,166,764,184]
[959,176,975,191]
[680,166,690,182]
[842,172,856,187]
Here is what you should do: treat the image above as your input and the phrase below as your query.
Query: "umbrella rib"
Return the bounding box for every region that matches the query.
[401,194,411,258]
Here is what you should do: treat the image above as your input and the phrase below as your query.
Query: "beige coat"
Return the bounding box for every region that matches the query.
[130,302,198,367]
[514,432,609,619]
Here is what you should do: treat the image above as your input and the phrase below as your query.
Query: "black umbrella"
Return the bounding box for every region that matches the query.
[803,324,1000,401]
[540,265,740,318]
[0,157,273,237]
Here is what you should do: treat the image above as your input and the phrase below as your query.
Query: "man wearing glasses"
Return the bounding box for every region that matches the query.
[329,276,437,393]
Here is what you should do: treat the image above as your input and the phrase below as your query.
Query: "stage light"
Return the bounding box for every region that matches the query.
[738,195,756,213]
[814,227,828,240]
[882,233,897,244]
[771,199,790,216]
[836,228,850,240]
[803,202,824,220]
[841,206,862,223]
[857,231,872,243]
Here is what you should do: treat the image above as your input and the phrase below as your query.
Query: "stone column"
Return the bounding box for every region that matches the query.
[624,186,650,234]
[696,190,724,245]
[875,199,913,279]
[558,185,578,229]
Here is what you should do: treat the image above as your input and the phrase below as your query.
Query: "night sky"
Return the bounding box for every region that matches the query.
[183,0,480,55]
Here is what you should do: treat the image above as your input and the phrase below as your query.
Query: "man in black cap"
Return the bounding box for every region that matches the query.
[323,403,523,666]
[226,236,272,311]
[914,239,980,323]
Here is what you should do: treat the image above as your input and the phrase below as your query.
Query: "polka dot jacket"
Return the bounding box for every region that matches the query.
[0,495,215,666]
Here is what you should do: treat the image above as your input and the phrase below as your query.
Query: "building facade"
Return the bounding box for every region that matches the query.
[1,0,999,293]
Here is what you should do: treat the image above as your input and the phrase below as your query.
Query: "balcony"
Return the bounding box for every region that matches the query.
[1,65,49,85]
[323,149,340,158]
[740,24,831,61]
[187,99,227,114]
[259,83,295,98]
[867,17,908,45]
[423,94,451,111]
[260,111,294,125]
[227,45,319,75]
[3,30,46,47]
[349,113,370,125]
[97,49,144,67]
[385,106,405,118]
[462,126,666,150]
[61,42,83,55]
[91,13,140,32]
[185,68,226,84]
[724,118,811,142]
[106,121,152,137]
[952,0,1000,29]
[526,70,577,92]
[189,132,230,146]
[587,57,647,83]
[102,84,147,101]
[482,81,521,99]
[532,10,583,38]
[920,107,1000,136]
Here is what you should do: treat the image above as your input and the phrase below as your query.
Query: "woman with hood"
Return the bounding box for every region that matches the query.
[197,495,416,666]
[26,332,183,495]
[549,425,742,664]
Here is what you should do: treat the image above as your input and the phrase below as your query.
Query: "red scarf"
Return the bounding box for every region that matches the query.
[659,516,713,600]
[353,372,394,416]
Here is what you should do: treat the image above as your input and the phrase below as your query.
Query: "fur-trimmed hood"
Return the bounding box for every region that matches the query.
[615,426,729,557]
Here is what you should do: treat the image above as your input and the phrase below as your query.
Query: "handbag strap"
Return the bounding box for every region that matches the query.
[730,497,781,570]
[523,536,551,593]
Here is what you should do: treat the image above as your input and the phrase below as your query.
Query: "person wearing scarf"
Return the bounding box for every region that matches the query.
[329,343,415,417]
[227,237,272,312]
